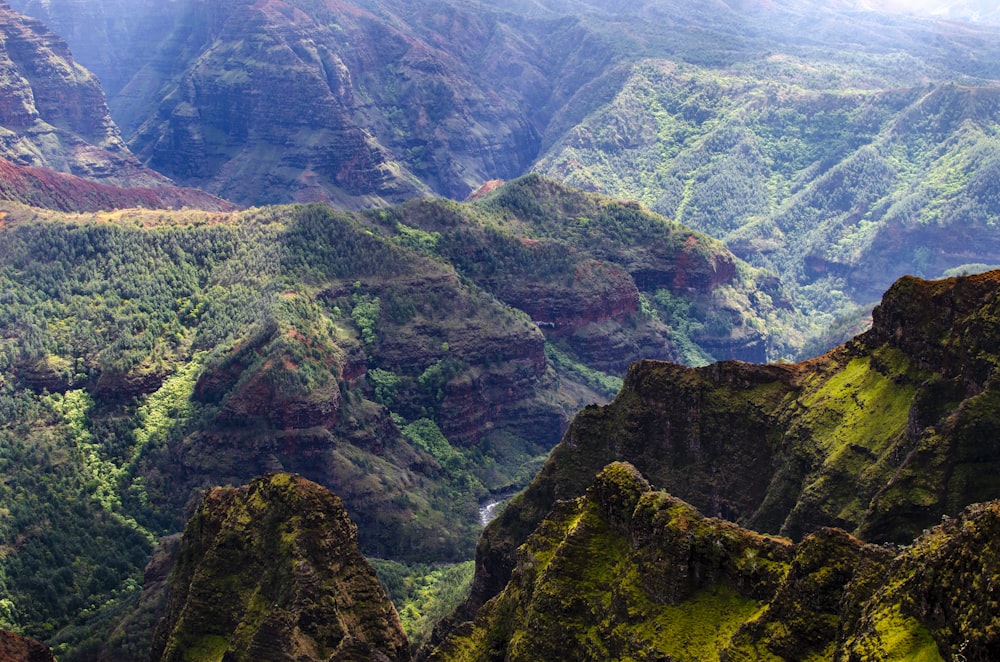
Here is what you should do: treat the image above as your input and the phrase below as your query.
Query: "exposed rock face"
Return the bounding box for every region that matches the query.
[115,0,567,206]
[0,3,169,187]
[10,0,624,207]
[0,630,55,662]
[384,176,775,367]
[151,473,411,662]
[458,269,1000,627]
[432,462,1000,661]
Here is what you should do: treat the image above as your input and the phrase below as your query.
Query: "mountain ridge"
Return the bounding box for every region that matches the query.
[455,267,1000,633]
[431,461,1000,661]
[150,472,411,662]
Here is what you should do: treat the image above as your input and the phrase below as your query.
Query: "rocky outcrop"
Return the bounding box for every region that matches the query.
[432,462,1000,661]
[457,268,1000,628]
[151,473,411,662]
[0,3,170,188]
[0,630,55,662]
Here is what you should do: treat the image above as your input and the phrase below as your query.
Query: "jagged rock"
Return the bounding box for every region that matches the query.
[457,269,1000,632]
[0,3,170,188]
[151,473,411,662]
[432,462,1000,661]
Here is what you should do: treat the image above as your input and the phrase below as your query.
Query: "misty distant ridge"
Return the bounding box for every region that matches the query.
[857,0,1000,23]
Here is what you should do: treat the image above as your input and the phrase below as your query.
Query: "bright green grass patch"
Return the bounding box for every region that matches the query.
[873,606,944,662]
[628,587,762,661]
[801,355,916,460]
[181,634,229,662]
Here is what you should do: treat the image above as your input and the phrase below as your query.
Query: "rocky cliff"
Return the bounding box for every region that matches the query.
[458,268,1000,628]
[432,462,1000,661]
[113,0,582,207]
[151,473,411,662]
[0,3,171,188]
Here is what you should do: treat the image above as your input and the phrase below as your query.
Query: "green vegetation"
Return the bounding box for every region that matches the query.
[536,63,1000,349]
[4,183,783,657]
[370,559,474,649]
[544,342,623,399]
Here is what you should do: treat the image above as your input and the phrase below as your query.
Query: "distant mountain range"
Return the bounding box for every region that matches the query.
[6,0,1000,340]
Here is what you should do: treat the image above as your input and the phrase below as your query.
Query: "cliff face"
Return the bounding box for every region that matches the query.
[8,0,624,208]
[0,3,169,188]
[461,269,1000,622]
[433,462,1000,661]
[151,473,411,662]
[114,0,571,207]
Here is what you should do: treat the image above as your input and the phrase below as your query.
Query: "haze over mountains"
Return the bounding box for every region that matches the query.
[3,0,1000,660]
[8,0,1000,338]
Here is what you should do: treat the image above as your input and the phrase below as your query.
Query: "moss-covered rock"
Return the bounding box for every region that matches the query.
[433,464,1000,662]
[459,269,1000,638]
[151,473,411,662]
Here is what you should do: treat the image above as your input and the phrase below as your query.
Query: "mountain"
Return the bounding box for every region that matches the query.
[150,473,411,662]
[0,177,779,658]
[11,0,614,207]
[11,0,1000,344]
[0,2,169,188]
[457,268,1000,632]
[430,461,1000,661]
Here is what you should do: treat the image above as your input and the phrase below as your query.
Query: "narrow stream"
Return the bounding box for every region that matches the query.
[478,495,512,527]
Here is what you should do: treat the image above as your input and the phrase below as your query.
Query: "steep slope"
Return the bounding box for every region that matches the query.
[151,473,410,662]
[536,63,1000,311]
[432,462,999,661]
[0,3,170,188]
[462,268,1000,624]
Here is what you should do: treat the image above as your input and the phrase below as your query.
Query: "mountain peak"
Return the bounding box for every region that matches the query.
[151,473,411,662]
